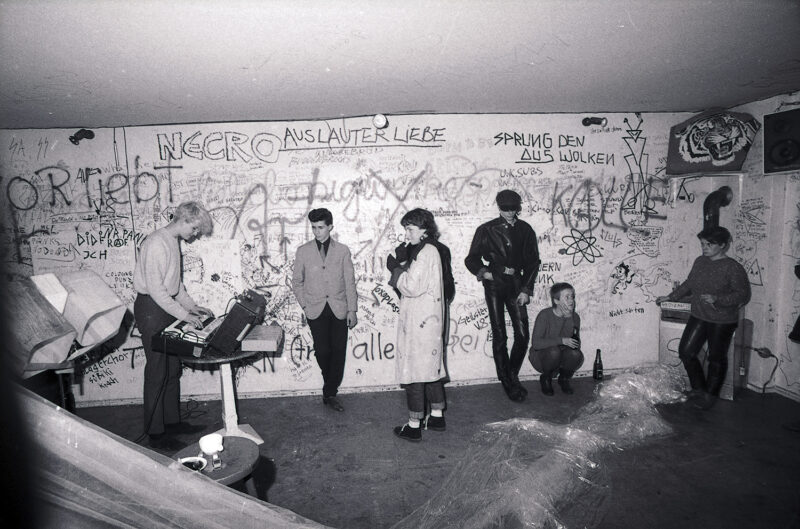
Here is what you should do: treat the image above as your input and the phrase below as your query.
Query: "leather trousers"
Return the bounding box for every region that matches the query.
[678,316,737,396]
[483,276,530,387]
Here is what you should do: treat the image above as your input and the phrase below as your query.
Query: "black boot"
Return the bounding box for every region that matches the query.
[684,388,705,401]
[539,374,554,396]
[509,343,529,398]
[705,362,726,396]
[500,378,525,402]
[695,392,718,410]
[509,373,528,397]
[493,346,523,402]
[696,362,726,410]
[682,357,707,393]
[557,374,574,395]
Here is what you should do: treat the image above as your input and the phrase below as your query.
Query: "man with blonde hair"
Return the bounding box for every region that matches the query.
[133,201,214,450]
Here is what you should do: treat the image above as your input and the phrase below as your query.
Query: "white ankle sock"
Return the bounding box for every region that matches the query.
[430,409,443,417]
[408,419,420,428]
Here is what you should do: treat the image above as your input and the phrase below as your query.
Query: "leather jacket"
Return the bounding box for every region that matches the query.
[464,216,540,296]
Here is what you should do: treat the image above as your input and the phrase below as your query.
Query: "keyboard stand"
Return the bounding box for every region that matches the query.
[216,362,263,444]
[154,333,280,445]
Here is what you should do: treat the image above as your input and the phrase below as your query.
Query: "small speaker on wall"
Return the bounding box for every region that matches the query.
[764,108,800,174]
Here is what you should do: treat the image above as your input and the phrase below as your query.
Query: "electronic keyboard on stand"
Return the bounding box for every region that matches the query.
[153,290,267,359]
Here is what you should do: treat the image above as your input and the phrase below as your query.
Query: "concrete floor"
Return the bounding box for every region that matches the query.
[74,375,800,529]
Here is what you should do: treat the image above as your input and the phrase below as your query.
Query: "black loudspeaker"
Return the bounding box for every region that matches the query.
[206,290,266,354]
[764,108,800,174]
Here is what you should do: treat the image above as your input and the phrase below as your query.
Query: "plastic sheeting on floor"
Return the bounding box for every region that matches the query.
[14,366,684,529]
[391,365,686,529]
[16,386,330,529]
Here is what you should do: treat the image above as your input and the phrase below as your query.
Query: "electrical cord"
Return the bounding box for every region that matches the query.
[749,347,779,395]
[223,295,237,316]
[181,398,208,423]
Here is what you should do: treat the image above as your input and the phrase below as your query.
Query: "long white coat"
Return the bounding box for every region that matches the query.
[395,243,445,384]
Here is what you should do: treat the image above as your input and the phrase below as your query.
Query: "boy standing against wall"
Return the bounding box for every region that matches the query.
[133,201,214,450]
[292,208,358,412]
[465,190,540,402]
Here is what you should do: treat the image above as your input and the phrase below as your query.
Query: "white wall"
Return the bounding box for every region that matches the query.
[6,108,787,405]
[729,91,800,400]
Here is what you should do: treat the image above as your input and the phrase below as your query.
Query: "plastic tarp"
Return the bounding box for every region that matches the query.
[391,365,686,529]
[15,386,329,529]
[10,365,684,529]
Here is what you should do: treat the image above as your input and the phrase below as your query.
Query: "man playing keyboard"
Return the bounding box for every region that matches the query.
[163,313,221,343]
[133,201,215,451]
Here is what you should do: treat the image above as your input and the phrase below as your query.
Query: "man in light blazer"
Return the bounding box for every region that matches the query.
[292,208,358,411]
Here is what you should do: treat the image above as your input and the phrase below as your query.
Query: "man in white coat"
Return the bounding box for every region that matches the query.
[292,208,358,411]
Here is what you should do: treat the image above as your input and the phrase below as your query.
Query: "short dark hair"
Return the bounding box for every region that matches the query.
[308,208,333,225]
[400,208,440,240]
[550,282,574,306]
[697,226,732,247]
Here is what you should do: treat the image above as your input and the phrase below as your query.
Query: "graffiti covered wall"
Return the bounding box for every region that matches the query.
[730,91,800,401]
[3,111,734,405]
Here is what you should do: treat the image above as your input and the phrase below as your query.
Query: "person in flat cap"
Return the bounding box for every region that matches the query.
[465,189,540,402]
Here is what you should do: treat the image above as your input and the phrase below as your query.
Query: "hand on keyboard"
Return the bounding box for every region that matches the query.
[201,317,224,334]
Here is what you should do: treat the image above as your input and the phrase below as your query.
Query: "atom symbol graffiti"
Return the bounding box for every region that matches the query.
[559,228,602,266]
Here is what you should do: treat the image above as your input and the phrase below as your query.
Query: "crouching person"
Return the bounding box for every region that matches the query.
[530,283,584,396]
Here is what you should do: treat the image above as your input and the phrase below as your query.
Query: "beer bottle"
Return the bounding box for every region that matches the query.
[593,349,604,380]
[572,325,580,348]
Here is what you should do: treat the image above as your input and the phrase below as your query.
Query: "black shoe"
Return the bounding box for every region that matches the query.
[147,433,186,452]
[557,376,574,395]
[165,422,206,435]
[424,415,446,431]
[694,392,718,411]
[323,396,344,412]
[510,376,528,397]
[393,423,422,442]
[683,389,705,401]
[540,375,554,396]
[502,381,526,402]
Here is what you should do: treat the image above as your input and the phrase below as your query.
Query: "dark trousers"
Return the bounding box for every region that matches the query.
[678,316,737,396]
[307,303,348,398]
[530,345,584,379]
[403,381,446,420]
[484,277,530,387]
[135,294,181,435]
